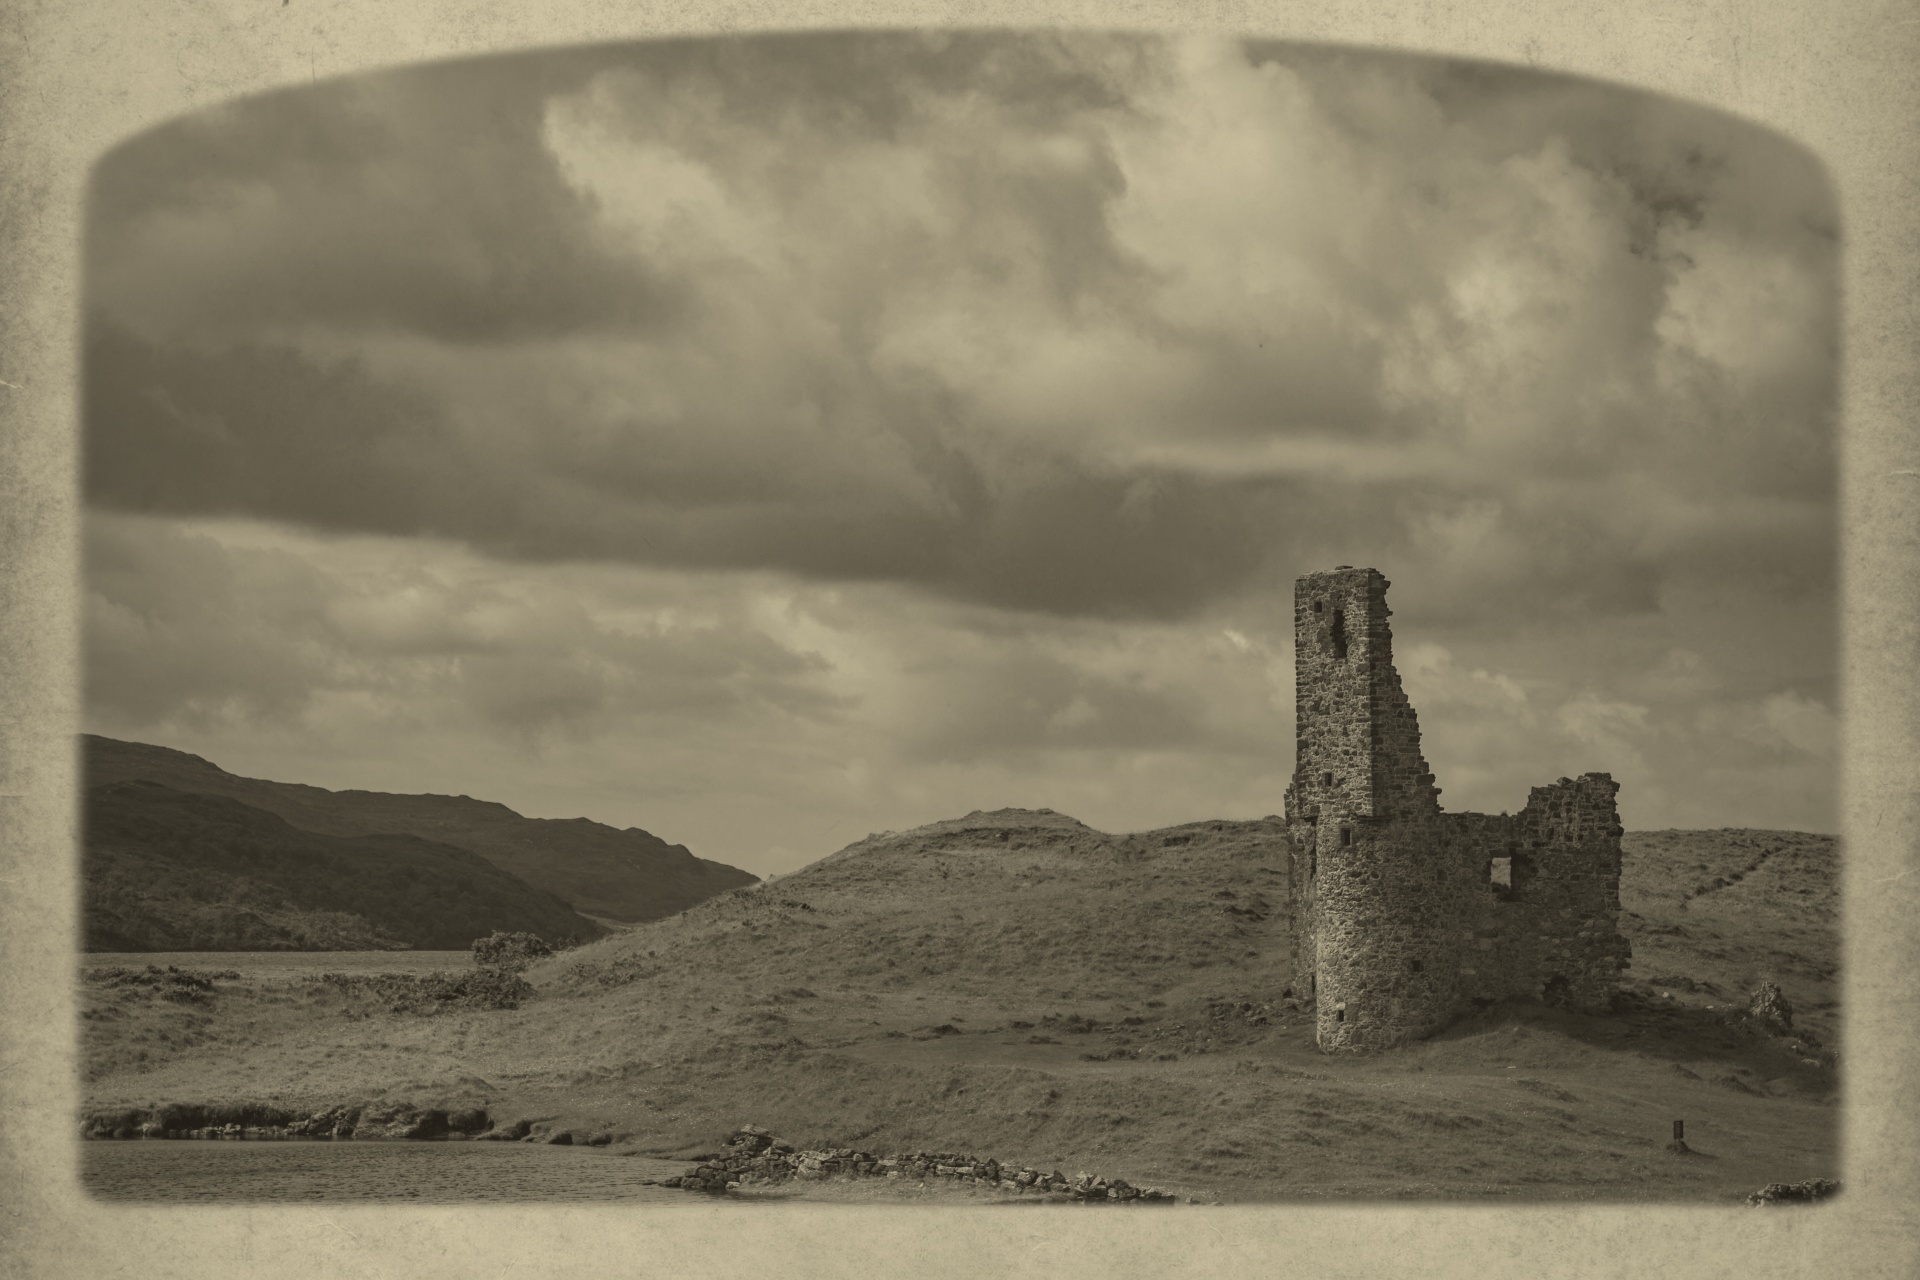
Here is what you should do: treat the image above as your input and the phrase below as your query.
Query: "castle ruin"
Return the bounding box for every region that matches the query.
[1284,567,1631,1051]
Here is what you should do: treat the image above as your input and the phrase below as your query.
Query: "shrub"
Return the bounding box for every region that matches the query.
[471,931,553,972]
[319,969,533,1014]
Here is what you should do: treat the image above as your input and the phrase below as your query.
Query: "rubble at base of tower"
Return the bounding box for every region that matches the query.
[1283,567,1631,1052]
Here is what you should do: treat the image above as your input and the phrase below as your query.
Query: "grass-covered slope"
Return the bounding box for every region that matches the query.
[83,810,1840,1201]
[84,735,758,924]
[1619,829,1839,1046]
[84,780,605,951]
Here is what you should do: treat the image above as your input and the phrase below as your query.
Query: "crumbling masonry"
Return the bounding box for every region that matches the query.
[1284,567,1631,1051]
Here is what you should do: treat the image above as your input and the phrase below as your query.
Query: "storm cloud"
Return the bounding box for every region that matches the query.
[82,34,1838,870]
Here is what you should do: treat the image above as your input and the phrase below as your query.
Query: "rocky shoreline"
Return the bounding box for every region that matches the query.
[1745,1179,1841,1206]
[653,1125,1181,1203]
[80,1109,1182,1201]
[79,1108,1832,1207]
[77,1102,617,1144]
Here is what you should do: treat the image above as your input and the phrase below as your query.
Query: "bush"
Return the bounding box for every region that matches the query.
[320,969,533,1013]
[471,931,553,972]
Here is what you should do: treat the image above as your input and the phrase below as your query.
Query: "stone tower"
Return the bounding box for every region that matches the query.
[1283,567,1630,1052]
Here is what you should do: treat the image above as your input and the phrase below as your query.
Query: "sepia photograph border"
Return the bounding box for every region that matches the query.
[2,2,1915,1276]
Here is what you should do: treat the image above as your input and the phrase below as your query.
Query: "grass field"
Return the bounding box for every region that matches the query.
[79,812,1839,1202]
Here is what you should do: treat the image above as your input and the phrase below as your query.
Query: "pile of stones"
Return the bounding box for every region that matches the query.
[1746,981,1795,1032]
[1746,1178,1840,1206]
[658,1125,1179,1203]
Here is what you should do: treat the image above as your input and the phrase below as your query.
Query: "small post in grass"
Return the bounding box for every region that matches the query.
[1667,1119,1690,1154]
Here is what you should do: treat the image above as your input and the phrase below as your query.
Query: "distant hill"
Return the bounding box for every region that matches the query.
[85,780,605,951]
[84,736,759,924]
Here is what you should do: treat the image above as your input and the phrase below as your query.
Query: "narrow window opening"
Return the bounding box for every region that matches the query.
[1330,609,1348,659]
[1334,1003,1346,1024]
[1339,826,1353,847]
[1308,847,1317,879]
[1408,958,1424,974]
[1312,599,1323,614]
[1321,771,1334,788]
[1490,854,1537,900]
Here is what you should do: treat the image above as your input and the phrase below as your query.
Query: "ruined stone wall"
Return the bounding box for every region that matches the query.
[1284,567,1630,1052]
[1454,775,1630,1009]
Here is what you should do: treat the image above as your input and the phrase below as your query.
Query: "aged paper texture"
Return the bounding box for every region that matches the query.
[2,2,1914,1276]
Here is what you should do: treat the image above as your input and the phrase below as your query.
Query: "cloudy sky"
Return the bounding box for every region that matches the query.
[82,33,1838,876]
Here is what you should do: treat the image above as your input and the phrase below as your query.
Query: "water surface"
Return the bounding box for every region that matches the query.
[83,951,476,979]
[83,1141,690,1203]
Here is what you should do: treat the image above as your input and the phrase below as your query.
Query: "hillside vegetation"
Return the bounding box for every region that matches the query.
[85,781,605,951]
[1619,829,1840,1046]
[85,736,757,924]
[83,809,1839,1201]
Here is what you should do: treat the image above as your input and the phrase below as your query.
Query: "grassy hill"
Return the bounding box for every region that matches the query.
[81,810,1839,1201]
[1619,829,1840,1046]
[85,780,606,951]
[84,736,758,924]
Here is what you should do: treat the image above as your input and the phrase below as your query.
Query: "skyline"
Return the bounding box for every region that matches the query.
[82,33,1838,876]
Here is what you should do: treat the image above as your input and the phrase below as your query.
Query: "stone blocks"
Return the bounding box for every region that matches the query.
[1283,568,1630,1051]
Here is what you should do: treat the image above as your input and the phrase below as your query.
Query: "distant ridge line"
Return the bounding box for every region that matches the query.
[82,735,757,924]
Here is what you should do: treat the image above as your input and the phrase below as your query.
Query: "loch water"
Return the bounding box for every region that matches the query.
[84,951,476,979]
[82,1141,695,1203]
